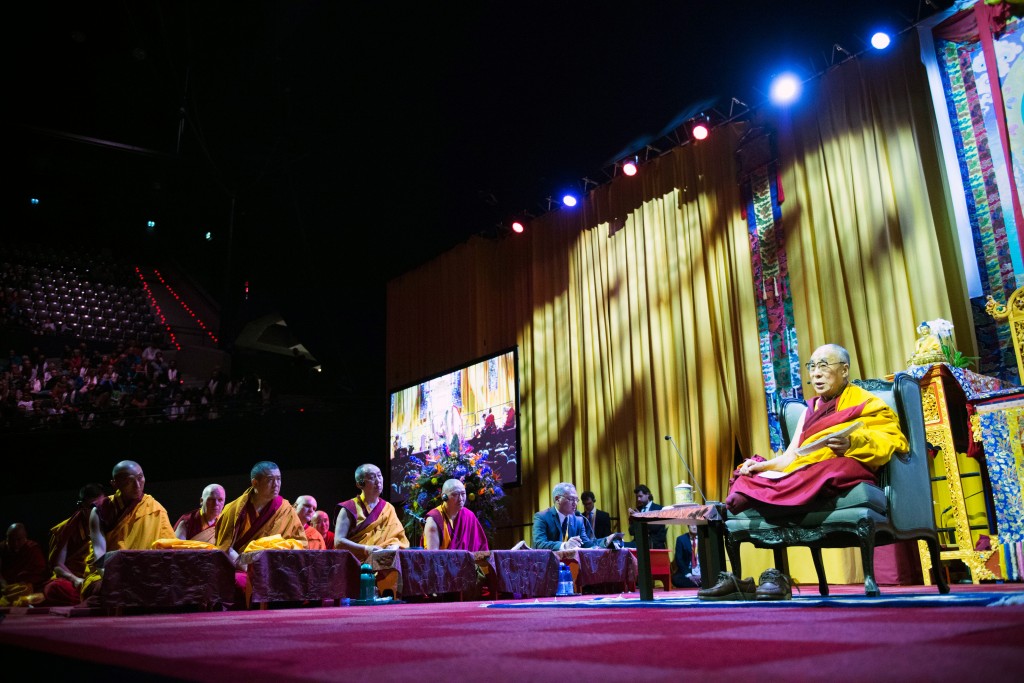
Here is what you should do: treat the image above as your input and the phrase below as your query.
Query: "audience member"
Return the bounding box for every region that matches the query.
[174,483,227,544]
[335,463,409,562]
[579,490,612,538]
[701,343,908,601]
[531,482,623,550]
[626,484,666,549]
[41,483,107,606]
[671,524,702,588]
[294,495,326,550]
[311,510,335,549]
[423,479,489,551]
[0,522,48,606]
[80,460,177,603]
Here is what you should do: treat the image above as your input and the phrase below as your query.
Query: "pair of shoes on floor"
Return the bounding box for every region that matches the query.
[755,567,793,600]
[697,571,756,601]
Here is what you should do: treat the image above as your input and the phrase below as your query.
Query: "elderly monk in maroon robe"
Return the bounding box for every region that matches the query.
[726,344,908,513]
[294,495,327,550]
[41,483,106,606]
[174,483,226,545]
[423,479,490,551]
[215,461,306,566]
[80,461,177,601]
[335,463,409,562]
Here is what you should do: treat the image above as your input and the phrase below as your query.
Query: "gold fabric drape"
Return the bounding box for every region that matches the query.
[387,31,970,582]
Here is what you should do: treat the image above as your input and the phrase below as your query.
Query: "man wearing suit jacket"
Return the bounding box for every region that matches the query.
[671,524,701,588]
[626,484,667,549]
[532,483,624,550]
[579,491,612,539]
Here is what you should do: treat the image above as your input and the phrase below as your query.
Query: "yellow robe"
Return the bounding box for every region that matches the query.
[785,383,908,473]
[81,492,176,595]
[214,488,307,553]
[342,496,409,562]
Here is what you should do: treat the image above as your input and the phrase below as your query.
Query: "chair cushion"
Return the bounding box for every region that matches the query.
[728,482,888,522]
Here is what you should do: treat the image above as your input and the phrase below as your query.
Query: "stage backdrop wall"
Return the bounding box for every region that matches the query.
[386,30,975,583]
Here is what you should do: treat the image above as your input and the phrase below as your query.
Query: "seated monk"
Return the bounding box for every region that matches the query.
[312,511,335,549]
[214,461,307,567]
[80,461,178,603]
[1,522,48,606]
[41,483,107,606]
[294,495,326,550]
[335,463,409,562]
[706,343,908,601]
[423,479,489,551]
[174,483,226,545]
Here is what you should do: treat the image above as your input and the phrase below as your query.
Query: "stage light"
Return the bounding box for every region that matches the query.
[511,220,525,234]
[622,157,638,176]
[691,120,709,141]
[769,72,802,106]
[562,193,578,207]
[870,32,891,50]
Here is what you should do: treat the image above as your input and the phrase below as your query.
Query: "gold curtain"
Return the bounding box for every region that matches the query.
[386,31,969,573]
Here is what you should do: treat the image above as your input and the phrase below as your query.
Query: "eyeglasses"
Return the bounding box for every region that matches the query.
[805,360,845,372]
[558,496,579,503]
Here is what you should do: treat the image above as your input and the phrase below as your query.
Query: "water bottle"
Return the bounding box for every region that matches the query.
[358,563,377,601]
[556,562,575,596]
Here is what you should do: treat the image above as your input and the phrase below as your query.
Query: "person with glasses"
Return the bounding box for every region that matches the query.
[701,344,908,601]
[422,479,489,551]
[335,463,409,562]
[173,483,226,545]
[725,344,907,513]
[80,461,176,603]
[532,482,624,550]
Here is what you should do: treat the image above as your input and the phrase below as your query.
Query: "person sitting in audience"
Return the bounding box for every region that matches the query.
[80,460,177,603]
[579,490,612,538]
[174,483,226,544]
[311,510,335,549]
[0,522,48,606]
[670,524,702,588]
[532,482,624,550]
[702,343,908,601]
[42,483,107,606]
[214,461,307,567]
[625,484,667,549]
[294,495,326,550]
[335,463,409,562]
[423,479,489,551]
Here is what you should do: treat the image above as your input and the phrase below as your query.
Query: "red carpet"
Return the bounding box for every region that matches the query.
[2,584,1023,682]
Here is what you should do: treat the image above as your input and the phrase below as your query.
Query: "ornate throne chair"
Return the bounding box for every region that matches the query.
[724,372,950,596]
[985,286,1024,383]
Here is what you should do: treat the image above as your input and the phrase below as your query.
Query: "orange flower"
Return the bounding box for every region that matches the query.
[478,487,486,496]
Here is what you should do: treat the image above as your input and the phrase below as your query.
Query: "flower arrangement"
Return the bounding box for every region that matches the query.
[401,440,506,545]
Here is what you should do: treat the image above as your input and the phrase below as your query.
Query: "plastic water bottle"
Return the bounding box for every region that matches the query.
[556,562,575,596]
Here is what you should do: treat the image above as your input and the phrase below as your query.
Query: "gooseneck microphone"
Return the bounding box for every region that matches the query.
[664,435,715,505]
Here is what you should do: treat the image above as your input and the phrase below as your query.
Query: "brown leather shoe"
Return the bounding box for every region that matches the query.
[697,571,756,601]
[755,568,792,600]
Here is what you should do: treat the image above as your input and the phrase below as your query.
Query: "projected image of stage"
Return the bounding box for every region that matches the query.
[389,347,521,505]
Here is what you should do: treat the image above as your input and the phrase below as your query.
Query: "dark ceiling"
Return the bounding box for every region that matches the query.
[8,1,945,397]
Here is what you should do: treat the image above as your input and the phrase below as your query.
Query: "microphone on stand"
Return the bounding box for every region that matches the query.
[664,435,717,505]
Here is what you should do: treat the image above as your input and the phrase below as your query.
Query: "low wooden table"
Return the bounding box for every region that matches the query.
[630,504,726,600]
[241,549,360,607]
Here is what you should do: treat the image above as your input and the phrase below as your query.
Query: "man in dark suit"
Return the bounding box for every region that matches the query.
[671,524,701,588]
[626,484,667,549]
[579,491,612,538]
[532,483,623,550]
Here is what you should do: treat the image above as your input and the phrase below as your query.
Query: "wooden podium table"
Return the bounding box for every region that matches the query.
[630,504,726,601]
